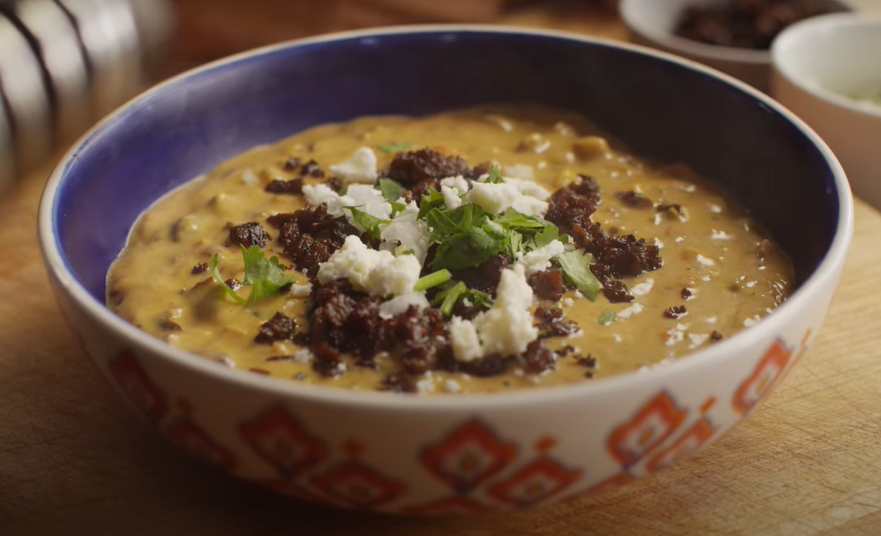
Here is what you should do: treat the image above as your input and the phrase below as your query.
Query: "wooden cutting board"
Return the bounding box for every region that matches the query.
[3,3,881,535]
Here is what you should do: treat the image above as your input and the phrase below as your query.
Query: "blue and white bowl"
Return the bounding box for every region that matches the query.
[38,27,851,513]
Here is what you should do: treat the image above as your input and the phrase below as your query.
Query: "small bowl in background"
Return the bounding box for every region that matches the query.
[619,0,852,92]
[772,13,881,210]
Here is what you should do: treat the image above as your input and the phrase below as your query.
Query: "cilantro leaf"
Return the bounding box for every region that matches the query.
[434,281,492,317]
[389,201,407,217]
[507,229,525,259]
[378,178,408,203]
[485,164,505,183]
[212,246,295,303]
[418,187,446,219]
[346,206,389,239]
[210,253,245,303]
[240,245,295,302]
[556,249,603,301]
[532,223,560,249]
[494,208,546,233]
[377,142,414,154]
[432,227,506,270]
[598,310,616,325]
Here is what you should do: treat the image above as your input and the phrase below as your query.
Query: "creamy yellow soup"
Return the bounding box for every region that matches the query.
[107,106,792,394]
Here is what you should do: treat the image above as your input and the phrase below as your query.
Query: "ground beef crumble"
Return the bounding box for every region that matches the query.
[191,262,208,275]
[228,222,269,249]
[664,305,688,319]
[255,312,297,344]
[388,148,470,186]
[265,178,304,195]
[528,268,565,302]
[272,205,359,277]
[535,306,580,338]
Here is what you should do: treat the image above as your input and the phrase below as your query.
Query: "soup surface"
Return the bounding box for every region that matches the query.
[107,106,793,394]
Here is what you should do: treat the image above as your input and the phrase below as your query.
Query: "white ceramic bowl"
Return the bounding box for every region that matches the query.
[38,26,852,514]
[620,0,852,92]
[772,13,881,210]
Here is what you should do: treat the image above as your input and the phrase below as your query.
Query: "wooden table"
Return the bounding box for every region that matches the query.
[3,3,881,535]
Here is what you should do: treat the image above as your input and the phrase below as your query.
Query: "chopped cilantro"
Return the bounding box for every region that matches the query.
[211,246,295,303]
[506,229,525,259]
[556,249,603,301]
[418,187,446,219]
[345,206,389,239]
[425,204,507,270]
[378,178,408,203]
[434,281,492,317]
[485,164,505,183]
[598,310,616,325]
[413,269,452,292]
[210,253,245,303]
[532,223,560,249]
[494,208,546,233]
[377,142,414,154]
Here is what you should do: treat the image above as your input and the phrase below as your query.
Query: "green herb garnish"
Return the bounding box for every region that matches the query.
[598,310,616,326]
[413,269,452,292]
[556,249,603,301]
[378,178,408,203]
[426,204,507,270]
[211,245,295,303]
[494,208,547,233]
[434,281,492,317]
[532,223,560,249]
[346,206,389,239]
[377,142,415,154]
[418,187,446,219]
[485,164,505,183]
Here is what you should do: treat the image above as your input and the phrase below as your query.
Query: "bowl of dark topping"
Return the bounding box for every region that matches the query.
[38,26,852,513]
[620,0,851,91]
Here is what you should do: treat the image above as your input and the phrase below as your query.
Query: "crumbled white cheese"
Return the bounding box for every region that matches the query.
[688,333,709,349]
[617,303,645,320]
[511,195,549,218]
[328,147,378,183]
[630,279,654,297]
[317,235,420,297]
[449,316,482,362]
[289,283,313,298]
[443,379,463,394]
[472,265,538,357]
[317,235,385,290]
[441,185,463,210]
[704,316,716,324]
[293,348,314,364]
[379,201,430,263]
[653,237,664,249]
[563,298,574,307]
[516,239,565,276]
[465,181,520,214]
[503,164,535,181]
[711,229,732,241]
[696,254,716,266]
[708,203,722,214]
[302,183,353,218]
[367,254,422,297]
[573,290,584,299]
[665,327,686,346]
[440,175,471,193]
[345,184,392,231]
[378,292,430,319]
[505,177,550,200]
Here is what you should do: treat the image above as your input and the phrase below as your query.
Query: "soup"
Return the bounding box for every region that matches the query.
[106,106,792,394]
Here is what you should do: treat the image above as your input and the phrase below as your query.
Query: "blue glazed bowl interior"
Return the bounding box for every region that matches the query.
[53,28,839,301]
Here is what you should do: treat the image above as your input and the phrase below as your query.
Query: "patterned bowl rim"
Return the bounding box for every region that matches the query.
[37,24,854,410]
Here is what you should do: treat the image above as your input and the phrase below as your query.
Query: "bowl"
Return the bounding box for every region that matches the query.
[619,0,852,92]
[772,13,881,210]
[38,26,852,513]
